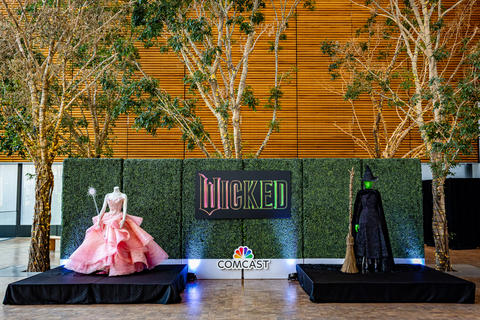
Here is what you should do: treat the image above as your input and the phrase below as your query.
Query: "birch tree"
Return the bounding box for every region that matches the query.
[59,67,137,158]
[130,0,313,159]
[0,0,135,271]
[324,0,480,270]
[321,17,423,159]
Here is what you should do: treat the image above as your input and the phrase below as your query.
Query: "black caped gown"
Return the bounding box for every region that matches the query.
[352,189,395,272]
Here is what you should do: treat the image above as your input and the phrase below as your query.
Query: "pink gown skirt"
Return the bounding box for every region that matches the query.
[64,198,168,276]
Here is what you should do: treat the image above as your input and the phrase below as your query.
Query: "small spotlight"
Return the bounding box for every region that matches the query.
[187,272,197,282]
[288,272,298,281]
[188,259,201,272]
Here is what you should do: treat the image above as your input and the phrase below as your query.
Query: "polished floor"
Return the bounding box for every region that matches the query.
[1,238,480,319]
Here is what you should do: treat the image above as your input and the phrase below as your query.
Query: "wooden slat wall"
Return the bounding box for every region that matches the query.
[1,0,478,162]
[298,0,357,158]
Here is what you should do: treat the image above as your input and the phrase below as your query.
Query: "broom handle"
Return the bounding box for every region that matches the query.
[348,167,355,236]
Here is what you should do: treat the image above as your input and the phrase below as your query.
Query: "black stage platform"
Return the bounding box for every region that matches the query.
[3,264,187,305]
[297,264,475,303]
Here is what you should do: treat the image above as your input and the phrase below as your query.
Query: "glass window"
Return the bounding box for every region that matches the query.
[0,164,18,225]
[51,164,63,226]
[21,164,63,226]
[21,164,35,225]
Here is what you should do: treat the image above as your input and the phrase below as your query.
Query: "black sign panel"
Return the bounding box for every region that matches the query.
[195,171,291,219]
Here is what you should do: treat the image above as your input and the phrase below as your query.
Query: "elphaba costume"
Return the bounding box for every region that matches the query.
[352,165,395,273]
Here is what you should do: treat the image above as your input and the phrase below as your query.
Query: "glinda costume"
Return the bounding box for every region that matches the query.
[64,187,168,276]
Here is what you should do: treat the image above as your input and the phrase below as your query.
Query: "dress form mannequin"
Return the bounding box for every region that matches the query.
[65,185,168,276]
[97,187,127,228]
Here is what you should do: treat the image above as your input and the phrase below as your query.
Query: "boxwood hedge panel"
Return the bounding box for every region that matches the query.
[182,159,243,259]
[60,158,123,259]
[123,159,182,259]
[363,158,424,258]
[60,157,424,262]
[303,159,362,258]
[243,159,303,259]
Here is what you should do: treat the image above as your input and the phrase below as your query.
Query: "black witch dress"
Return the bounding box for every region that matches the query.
[352,189,395,272]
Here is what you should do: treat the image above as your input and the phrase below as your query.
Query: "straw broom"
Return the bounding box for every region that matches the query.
[341,167,358,273]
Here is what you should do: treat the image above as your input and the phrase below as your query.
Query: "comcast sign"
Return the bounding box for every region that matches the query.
[217,246,271,270]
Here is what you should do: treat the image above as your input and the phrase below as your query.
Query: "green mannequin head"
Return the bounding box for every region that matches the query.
[364,181,373,189]
[362,165,378,189]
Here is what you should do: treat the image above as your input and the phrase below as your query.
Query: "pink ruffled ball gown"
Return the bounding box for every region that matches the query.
[64,197,168,276]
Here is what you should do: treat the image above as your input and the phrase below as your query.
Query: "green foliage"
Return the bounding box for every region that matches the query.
[60,158,123,259]
[132,0,186,45]
[432,45,449,62]
[0,116,26,157]
[267,119,282,132]
[422,46,480,178]
[183,70,209,95]
[233,0,266,13]
[0,75,28,158]
[61,158,424,261]
[268,33,287,53]
[128,77,209,153]
[363,159,424,258]
[0,68,31,158]
[132,0,263,50]
[182,159,243,259]
[241,85,259,111]
[123,159,183,259]
[303,159,362,258]
[344,73,372,100]
[321,0,480,188]
[0,0,136,160]
[130,0,288,158]
[243,159,303,259]
[320,39,338,57]
[264,86,284,109]
[303,0,316,10]
[319,13,410,102]
[303,158,424,259]
[431,17,445,32]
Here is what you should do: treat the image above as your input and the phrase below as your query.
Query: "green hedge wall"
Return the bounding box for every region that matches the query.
[123,159,183,259]
[182,159,243,259]
[243,159,303,259]
[61,158,424,261]
[60,158,123,259]
[363,158,424,258]
[303,159,362,258]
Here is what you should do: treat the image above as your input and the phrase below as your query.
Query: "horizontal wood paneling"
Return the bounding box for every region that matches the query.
[1,0,478,162]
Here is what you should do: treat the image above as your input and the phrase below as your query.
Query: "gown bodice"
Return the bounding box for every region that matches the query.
[107,197,124,213]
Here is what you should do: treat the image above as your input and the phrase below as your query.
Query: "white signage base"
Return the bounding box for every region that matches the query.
[244,259,303,279]
[303,258,345,265]
[394,258,425,265]
[304,258,425,265]
[161,259,183,265]
[185,259,241,279]
[59,258,184,267]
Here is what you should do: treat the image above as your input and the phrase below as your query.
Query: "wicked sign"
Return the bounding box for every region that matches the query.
[195,171,291,219]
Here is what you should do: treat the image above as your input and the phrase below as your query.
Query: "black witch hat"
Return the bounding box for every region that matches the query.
[361,165,378,181]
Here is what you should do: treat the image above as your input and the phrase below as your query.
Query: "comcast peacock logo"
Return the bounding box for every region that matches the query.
[233,246,254,259]
[218,246,270,270]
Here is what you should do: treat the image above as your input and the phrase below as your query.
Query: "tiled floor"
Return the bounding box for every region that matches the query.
[1,238,480,320]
